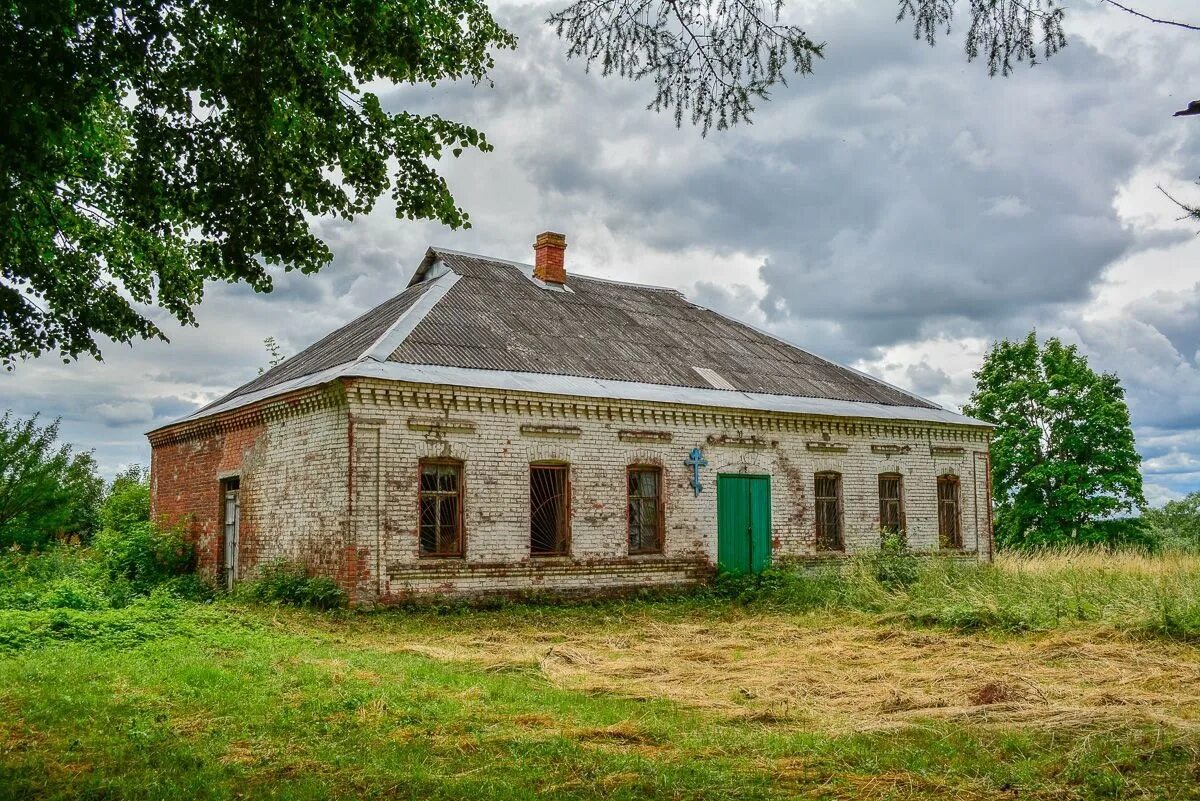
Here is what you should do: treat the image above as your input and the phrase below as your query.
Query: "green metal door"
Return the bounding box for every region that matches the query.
[717,474,772,574]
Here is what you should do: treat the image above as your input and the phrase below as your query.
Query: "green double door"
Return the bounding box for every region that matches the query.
[716,474,772,574]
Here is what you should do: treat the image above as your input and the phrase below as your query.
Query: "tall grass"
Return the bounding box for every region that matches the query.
[713,547,1200,639]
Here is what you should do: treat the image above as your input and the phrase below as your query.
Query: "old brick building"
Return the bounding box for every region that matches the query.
[149,233,993,602]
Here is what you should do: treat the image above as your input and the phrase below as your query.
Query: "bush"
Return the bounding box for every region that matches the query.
[868,533,921,588]
[246,561,346,610]
[43,576,111,610]
[100,465,150,532]
[92,522,194,594]
[0,412,105,549]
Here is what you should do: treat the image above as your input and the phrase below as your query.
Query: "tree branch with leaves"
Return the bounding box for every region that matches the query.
[549,0,823,134]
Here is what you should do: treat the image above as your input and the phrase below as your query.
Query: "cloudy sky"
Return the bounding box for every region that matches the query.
[5,0,1200,504]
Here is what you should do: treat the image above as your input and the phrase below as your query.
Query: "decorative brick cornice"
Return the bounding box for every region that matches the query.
[147,383,347,447]
[338,377,991,445]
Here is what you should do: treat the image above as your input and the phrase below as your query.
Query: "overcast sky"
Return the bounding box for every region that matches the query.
[4,0,1200,504]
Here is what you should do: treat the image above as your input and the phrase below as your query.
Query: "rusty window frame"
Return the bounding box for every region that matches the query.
[530,463,570,556]
[418,459,464,557]
[878,473,905,542]
[937,474,963,549]
[627,465,664,555]
[814,472,843,551]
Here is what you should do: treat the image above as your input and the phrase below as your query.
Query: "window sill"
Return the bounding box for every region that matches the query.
[628,550,666,559]
[529,553,572,561]
[419,553,465,560]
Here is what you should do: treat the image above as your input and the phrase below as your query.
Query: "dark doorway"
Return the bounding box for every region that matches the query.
[530,464,569,555]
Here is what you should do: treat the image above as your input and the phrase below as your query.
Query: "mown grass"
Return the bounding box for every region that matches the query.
[1,547,1199,799]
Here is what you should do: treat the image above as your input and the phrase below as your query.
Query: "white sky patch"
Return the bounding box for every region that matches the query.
[985,195,1032,218]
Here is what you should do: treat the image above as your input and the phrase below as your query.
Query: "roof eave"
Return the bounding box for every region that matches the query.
[149,361,992,437]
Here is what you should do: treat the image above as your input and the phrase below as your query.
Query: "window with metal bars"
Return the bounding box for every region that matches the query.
[814,472,843,551]
[627,466,663,554]
[418,460,463,557]
[938,475,962,549]
[878,473,905,542]
[530,464,569,555]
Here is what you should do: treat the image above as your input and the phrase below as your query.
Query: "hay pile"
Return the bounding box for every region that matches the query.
[380,611,1200,734]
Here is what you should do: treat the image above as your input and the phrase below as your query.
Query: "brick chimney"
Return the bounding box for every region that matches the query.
[533,231,567,284]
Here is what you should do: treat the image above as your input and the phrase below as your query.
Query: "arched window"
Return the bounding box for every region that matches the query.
[418,459,464,557]
[938,475,962,549]
[627,465,663,554]
[814,472,843,551]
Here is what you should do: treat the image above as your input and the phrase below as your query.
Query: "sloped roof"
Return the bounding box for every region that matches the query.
[166,246,984,430]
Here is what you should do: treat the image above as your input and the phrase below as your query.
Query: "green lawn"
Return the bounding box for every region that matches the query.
[2,551,1199,799]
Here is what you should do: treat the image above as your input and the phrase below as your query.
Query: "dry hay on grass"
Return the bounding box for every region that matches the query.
[373,613,1200,735]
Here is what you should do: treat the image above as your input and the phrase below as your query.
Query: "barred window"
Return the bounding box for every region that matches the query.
[878,473,905,541]
[530,464,570,555]
[814,472,843,550]
[628,466,663,554]
[938,475,962,549]
[419,460,463,556]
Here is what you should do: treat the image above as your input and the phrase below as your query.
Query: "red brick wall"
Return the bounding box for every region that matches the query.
[150,421,266,578]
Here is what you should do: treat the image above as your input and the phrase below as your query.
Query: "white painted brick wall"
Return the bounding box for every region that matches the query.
[222,379,991,599]
[336,379,992,599]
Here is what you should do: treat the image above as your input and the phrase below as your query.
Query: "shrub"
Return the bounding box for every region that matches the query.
[869,533,920,588]
[92,522,194,593]
[246,561,346,610]
[42,576,111,610]
[100,465,150,532]
[0,411,105,549]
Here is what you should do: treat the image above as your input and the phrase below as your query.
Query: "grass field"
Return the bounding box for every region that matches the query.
[2,549,1199,799]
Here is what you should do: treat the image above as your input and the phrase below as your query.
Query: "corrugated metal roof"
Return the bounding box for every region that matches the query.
[196,280,435,413]
[165,246,973,431]
[388,250,937,408]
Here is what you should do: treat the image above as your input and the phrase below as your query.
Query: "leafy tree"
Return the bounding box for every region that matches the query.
[0,411,105,548]
[3,0,1196,368]
[1,0,514,367]
[100,464,151,533]
[964,333,1145,548]
[1143,492,1200,551]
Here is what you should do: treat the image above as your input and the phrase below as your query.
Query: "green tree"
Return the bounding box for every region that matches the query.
[100,464,151,532]
[4,1,1196,368]
[0,411,105,548]
[964,332,1145,548]
[1,0,514,367]
[1143,492,1200,551]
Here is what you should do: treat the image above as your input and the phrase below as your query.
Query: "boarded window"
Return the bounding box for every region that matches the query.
[419,460,463,556]
[814,472,843,551]
[530,464,569,555]
[628,466,663,554]
[938,475,962,549]
[878,473,905,541]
